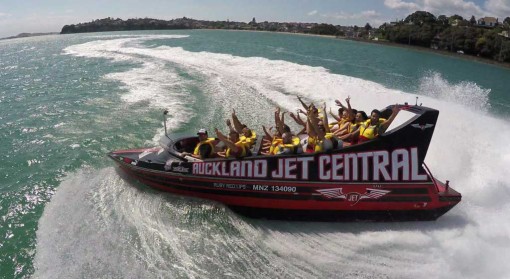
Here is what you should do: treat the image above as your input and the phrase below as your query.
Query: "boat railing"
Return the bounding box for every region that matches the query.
[422,162,440,192]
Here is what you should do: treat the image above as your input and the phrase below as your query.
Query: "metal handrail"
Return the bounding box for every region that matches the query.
[422,162,440,192]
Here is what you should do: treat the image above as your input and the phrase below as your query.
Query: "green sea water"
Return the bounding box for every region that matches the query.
[1,30,510,278]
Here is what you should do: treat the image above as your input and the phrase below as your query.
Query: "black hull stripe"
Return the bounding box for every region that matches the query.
[228,204,458,222]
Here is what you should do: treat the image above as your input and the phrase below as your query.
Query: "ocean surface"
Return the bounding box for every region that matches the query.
[1,29,510,279]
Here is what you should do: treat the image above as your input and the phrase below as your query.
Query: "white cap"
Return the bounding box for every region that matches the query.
[197,128,207,135]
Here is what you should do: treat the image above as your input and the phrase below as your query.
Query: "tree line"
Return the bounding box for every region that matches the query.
[378,11,510,62]
[295,12,510,63]
[60,13,510,63]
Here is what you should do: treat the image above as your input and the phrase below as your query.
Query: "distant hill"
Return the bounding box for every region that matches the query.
[0,32,58,40]
[61,17,210,34]
[60,17,321,34]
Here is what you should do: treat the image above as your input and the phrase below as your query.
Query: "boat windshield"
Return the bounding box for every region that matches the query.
[159,135,174,151]
[385,109,419,134]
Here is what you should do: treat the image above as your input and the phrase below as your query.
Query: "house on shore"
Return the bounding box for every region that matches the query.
[477,17,498,27]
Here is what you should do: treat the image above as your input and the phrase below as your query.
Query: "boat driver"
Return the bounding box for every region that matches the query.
[181,129,215,159]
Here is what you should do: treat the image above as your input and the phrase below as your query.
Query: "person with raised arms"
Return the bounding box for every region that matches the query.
[227,109,257,149]
[357,105,400,143]
[215,128,247,159]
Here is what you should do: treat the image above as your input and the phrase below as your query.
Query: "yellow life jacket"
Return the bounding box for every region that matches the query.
[330,117,349,130]
[225,141,247,158]
[359,119,386,141]
[269,138,283,155]
[240,131,257,148]
[314,133,337,152]
[348,122,360,134]
[305,136,317,153]
[193,138,215,156]
[274,137,302,155]
[324,132,335,140]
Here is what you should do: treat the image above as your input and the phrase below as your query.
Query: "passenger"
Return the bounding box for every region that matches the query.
[358,105,400,143]
[328,107,345,130]
[333,109,357,137]
[181,129,215,159]
[331,97,354,134]
[304,104,339,153]
[261,108,284,155]
[266,136,283,155]
[215,128,247,159]
[261,126,277,147]
[261,125,286,155]
[289,111,307,135]
[315,120,340,152]
[339,110,368,146]
[273,132,300,155]
[227,109,257,148]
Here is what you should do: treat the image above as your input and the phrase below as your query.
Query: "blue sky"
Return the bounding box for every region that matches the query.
[1,0,509,38]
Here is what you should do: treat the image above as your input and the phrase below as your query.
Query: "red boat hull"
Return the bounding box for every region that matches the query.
[113,157,461,221]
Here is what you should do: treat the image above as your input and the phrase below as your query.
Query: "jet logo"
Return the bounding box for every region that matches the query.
[316,188,391,206]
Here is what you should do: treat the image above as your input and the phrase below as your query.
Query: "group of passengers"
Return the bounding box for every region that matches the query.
[182,97,400,160]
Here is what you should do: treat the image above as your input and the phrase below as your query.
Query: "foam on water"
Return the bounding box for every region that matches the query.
[35,35,510,278]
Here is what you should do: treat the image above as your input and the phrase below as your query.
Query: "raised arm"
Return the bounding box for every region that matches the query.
[297,96,310,111]
[289,112,306,127]
[262,125,273,141]
[345,97,355,120]
[231,109,244,134]
[307,109,325,140]
[329,108,341,122]
[215,128,239,152]
[321,102,330,133]
[335,99,347,110]
[225,119,236,133]
[380,105,400,133]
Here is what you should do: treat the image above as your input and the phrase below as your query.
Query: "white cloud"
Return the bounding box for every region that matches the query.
[384,0,421,10]
[0,12,11,17]
[484,0,510,18]
[322,10,380,20]
[383,0,507,19]
[422,0,484,17]
[308,10,318,16]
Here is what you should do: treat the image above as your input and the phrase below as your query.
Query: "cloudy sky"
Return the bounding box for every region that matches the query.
[1,0,509,38]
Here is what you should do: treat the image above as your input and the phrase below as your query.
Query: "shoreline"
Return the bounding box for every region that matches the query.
[337,36,510,69]
[8,28,508,69]
[205,29,510,69]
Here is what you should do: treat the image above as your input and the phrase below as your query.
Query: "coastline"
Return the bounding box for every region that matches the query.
[337,37,510,69]
[5,27,508,69]
[205,29,510,69]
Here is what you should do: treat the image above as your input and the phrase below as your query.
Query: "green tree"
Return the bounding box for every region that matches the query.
[404,11,436,26]
[437,15,449,27]
[470,15,477,26]
[309,23,338,35]
[504,17,510,27]
[499,40,510,62]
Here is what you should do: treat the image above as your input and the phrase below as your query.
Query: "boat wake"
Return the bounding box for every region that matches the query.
[33,34,510,279]
[33,167,468,279]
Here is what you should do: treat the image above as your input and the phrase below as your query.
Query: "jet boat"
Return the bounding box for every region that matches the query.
[108,104,461,221]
